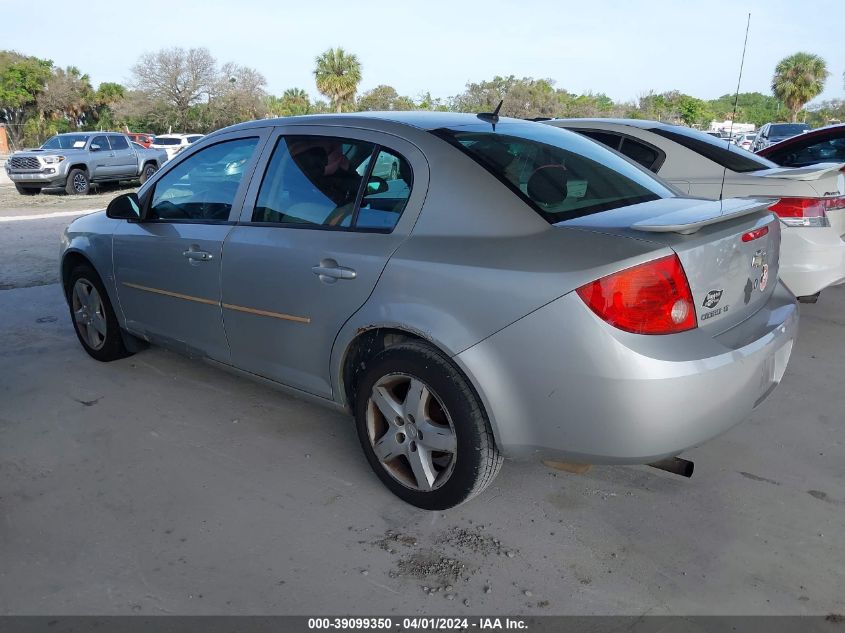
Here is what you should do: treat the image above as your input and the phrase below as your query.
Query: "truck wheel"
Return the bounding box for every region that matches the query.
[66,168,90,195]
[139,162,158,184]
[15,184,41,195]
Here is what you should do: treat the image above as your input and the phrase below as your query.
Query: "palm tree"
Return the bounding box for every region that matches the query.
[314,48,361,113]
[771,52,829,122]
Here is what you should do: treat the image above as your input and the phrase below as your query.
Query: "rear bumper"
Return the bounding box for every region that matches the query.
[779,225,845,297]
[454,282,799,463]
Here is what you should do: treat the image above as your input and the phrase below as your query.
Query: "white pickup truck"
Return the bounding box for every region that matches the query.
[5,132,168,195]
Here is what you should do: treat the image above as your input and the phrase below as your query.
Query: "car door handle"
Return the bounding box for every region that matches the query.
[183,249,213,261]
[312,258,357,283]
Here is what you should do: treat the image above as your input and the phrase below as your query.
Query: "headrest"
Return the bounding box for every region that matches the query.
[527,165,568,205]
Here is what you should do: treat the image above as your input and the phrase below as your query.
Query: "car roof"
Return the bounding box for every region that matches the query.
[547,118,666,130]
[219,111,532,134]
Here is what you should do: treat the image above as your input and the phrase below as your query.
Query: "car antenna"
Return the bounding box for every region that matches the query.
[477,100,504,130]
[720,12,751,213]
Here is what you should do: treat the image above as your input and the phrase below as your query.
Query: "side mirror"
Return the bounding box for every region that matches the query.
[106,193,142,221]
[366,176,389,195]
[90,143,102,152]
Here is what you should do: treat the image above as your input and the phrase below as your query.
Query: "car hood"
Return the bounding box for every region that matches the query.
[12,148,88,158]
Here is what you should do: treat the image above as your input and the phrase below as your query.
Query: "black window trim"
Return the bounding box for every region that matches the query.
[574,128,667,172]
[245,134,414,235]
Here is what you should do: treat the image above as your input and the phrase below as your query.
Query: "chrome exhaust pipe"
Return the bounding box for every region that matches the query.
[649,456,694,478]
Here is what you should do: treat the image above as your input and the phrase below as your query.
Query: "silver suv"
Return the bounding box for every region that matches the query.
[6,132,166,195]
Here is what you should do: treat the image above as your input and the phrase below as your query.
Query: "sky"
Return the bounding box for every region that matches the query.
[2,0,843,107]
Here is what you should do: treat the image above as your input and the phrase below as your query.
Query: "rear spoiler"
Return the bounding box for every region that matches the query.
[754,162,845,181]
[631,198,774,235]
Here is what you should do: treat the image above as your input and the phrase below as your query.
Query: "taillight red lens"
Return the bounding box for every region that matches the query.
[576,254,697,335]
[769,197,843,227]
[742,225,769,242]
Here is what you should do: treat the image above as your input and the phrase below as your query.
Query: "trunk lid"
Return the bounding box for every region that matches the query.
[562,197,781,333]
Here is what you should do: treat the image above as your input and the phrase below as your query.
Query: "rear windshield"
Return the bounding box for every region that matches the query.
[770,124,809,137]
[432,124,673,224]
[41,134,89,150]
[153,137,182,145]
[650,126,777,173]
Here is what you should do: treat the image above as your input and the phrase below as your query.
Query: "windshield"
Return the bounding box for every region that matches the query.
[770,124,809,137]
[433,123,674,224]
[41,134,89,150]
[153,137,182,146]
[650,126,778,173]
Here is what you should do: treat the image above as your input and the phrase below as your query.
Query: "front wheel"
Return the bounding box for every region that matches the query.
[139,162,158,184]
[67,264,131,361]
[66,168,90,195]
[354,341,502,510]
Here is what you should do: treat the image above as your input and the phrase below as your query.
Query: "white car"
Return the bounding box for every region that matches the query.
[544,119,845,301]
[737,133,756,151]
[149,133,204,160]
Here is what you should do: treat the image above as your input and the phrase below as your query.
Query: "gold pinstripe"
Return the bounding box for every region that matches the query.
[121,282,310,324]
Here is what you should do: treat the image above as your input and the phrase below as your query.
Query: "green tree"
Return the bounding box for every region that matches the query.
[313,47,361,113]
[771,52,829,122]
[357,85,414,111]
[267,88,312,116]
[0,51,53,147]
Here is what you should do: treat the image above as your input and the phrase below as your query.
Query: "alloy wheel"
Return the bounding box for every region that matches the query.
[72,278,107,350]
[365,373,457,491]
[73,172,88,193]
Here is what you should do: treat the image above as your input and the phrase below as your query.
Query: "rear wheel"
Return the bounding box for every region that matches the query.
[139,162,158,184]
[67,264,131,362]
[354,341,502,510]
[66,168,90,195]
[15,184,41,195]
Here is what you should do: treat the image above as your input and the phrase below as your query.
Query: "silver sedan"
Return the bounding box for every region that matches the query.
[60,113,798,509]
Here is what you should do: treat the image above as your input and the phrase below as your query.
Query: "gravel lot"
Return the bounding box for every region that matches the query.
[1,186,844,616]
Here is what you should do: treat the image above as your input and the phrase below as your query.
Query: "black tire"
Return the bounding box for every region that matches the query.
[66,263,131,362]
[139,162,158,184]
[15,184,41,195]
[354,341,502,510]
[65,168,90,195]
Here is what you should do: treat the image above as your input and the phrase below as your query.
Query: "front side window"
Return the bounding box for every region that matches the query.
[109,135,129,150]
[434,123,673,224]
[651,126,777,173]
[148,137,258,221]
[253,136,376,228]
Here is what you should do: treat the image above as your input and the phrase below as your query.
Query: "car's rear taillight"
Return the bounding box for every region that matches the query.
[576,254,697,335]
[769,197,845,227]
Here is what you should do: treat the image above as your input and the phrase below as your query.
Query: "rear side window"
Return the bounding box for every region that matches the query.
[579,130,622,150]
[651,126,777,173]
[109,135,129,150]
[153,137,181,145]
[766,133,845,167]
[252,136,412,232]
[619,138,663,171]
[433,124,673,224]
[148,137,259,221]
